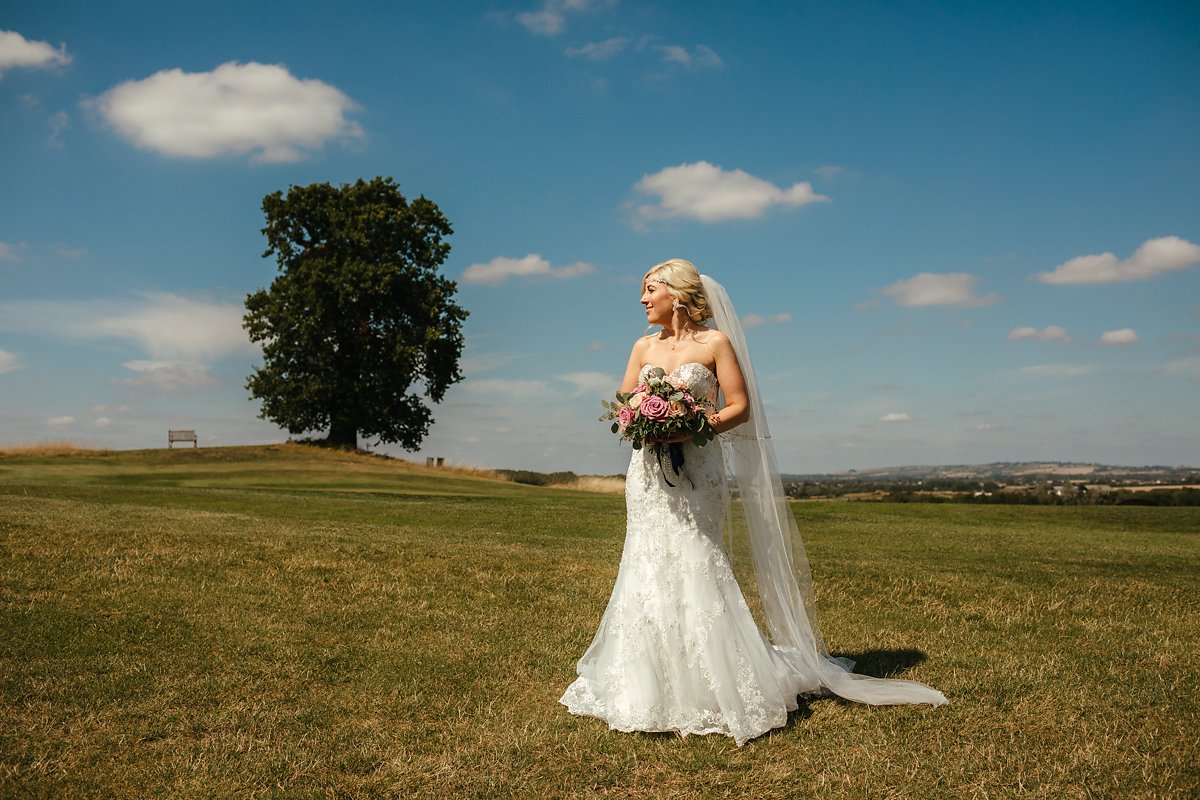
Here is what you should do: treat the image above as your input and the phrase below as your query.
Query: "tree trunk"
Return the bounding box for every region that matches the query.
[325,419,358,449]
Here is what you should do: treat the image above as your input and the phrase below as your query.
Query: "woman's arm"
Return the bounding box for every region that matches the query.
[619,337,650,393]
[708,333,750,434]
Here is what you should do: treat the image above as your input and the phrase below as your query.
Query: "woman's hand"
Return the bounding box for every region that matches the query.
[645,431,693,445]
[648,411,723,445]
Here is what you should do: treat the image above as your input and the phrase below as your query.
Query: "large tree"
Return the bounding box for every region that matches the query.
[244,177,467,450]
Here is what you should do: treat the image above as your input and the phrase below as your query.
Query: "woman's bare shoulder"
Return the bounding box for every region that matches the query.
[631,333,656,351]
[702,327,729,343]
[701,328,732,351]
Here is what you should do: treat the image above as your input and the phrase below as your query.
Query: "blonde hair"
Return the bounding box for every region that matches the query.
[642,258,711,324]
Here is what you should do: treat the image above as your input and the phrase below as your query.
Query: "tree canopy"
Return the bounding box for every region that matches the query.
[244,177,467,450]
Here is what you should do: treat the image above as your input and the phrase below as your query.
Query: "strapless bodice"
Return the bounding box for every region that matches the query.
[639,362,718,402]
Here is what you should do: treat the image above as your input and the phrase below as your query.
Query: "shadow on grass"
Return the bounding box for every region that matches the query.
[833,648,930,679]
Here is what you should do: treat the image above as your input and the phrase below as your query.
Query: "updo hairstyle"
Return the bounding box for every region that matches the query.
[642,258,711,324]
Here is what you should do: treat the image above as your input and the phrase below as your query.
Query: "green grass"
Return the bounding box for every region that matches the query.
[1,444,1197,798]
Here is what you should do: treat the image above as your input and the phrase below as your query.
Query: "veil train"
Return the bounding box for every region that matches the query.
[700,273,947,707]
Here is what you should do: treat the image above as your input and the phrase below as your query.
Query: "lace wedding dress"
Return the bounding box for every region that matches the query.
[560,362,946,746]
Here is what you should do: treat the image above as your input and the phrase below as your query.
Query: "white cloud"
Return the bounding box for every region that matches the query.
[566,37,629,60]
[814,165,852,182]
[658,44,723,69]
[1099,328,1138,346]
[1008,325,1071,343]
[880,412,911,422]
[1035,236,1200,285]
[54,244,87,259]
[743,313,792,328]
[95,417,111,428]
[46,415,75,427]
[460,378,551,398]
[88,295,251,359]
[113,360,222,393]
[633,161,829,224]
[559,370,617,397]
[1163,355,1200,381]
[517,8,565,35]
[517,0,614,36]
[974,423,996,431]
[0,293,254,361]
[880,272,998,308]
[87,61,362,163]
[46,109,69,148]
[0,30,71,76]
[0,348,18,374]
[461,253,594,285]
[1020,363,1092,378]
[0,241,83,261]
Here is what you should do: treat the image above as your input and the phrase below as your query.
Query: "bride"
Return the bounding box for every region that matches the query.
[559,258,947,746]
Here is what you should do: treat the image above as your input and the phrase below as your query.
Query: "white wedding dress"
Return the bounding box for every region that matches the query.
[560,362,946,746]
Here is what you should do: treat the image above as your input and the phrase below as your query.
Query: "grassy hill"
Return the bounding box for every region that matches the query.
[2,445,1197,798]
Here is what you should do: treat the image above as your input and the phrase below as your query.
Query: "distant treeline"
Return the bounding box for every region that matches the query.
[496,469,582,486]
[907,486,1200,507]
[784,478,1200,506]
[495,469,1200,505]
[785,478,1000,499]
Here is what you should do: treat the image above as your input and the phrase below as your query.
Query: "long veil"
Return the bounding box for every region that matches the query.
[700,274,947,706]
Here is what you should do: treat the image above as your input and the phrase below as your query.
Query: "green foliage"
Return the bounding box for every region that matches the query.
[244,177,467,450]
[600,368,717,451]
[496,468,580,486]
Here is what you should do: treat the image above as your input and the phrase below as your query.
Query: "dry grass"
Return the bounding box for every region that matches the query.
[1,446,1197,799]
[424,461,506,480]
[552,475,627,494]
[0,440,101,457]
[373,452,507,480]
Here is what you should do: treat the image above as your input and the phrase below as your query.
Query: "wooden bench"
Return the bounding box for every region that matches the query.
[168,429,197,448]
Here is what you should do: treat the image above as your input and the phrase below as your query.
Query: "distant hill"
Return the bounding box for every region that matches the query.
[784,461,1200,484]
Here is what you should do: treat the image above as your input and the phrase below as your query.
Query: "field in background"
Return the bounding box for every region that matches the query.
[1,445,1197,798]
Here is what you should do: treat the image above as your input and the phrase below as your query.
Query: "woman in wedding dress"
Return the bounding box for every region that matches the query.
[559,259,947,746]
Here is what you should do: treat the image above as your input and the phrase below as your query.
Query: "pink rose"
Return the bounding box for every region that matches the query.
[617,405,635,430]
[640,394,669,420]
[665,375,684,390]
[668,400,685,417]
[628,392,646,411]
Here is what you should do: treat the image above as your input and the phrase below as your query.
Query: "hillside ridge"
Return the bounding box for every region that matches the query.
[788,461,1200,482]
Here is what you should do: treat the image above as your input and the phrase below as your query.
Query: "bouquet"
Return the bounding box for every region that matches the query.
[601,367,717,486]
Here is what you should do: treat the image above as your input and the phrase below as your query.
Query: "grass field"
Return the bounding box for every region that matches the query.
[1,444,1197,798]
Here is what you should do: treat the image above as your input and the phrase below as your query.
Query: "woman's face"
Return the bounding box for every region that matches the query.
[641,277,675,327]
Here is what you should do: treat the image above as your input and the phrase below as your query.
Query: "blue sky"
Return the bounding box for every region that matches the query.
[1,1,1198,473]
